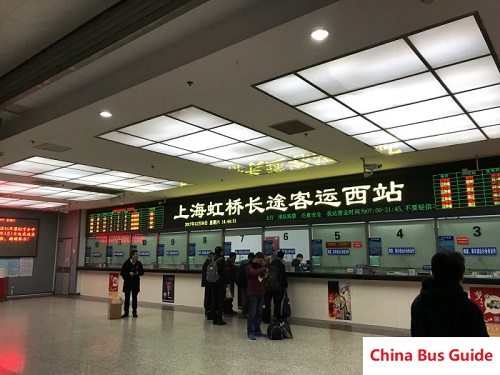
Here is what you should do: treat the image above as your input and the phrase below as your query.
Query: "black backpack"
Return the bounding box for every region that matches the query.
[235,264,248,287]
[265,264,281,292]
[267,320,284,340]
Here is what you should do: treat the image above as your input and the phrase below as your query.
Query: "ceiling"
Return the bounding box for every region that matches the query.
[1,0,500,212]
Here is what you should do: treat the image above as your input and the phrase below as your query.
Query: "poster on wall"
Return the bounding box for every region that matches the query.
[6,258,20,277]
[162,275,175,303]
[108,273,119,298]
[469,287,500,337]
[328,281,351,320]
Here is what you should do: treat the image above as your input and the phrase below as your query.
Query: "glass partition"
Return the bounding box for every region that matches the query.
[107,235,131,267]
[85,235,107,267]
[264,226,310,271]
[158,231,188,270]
[437,216,500,278]
[131,233,157,269]
[311,223,367,274]
[368,219,435,275]
[188,230,222,270]
[224,228,263,264]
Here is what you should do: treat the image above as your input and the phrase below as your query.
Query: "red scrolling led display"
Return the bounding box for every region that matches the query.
[0,217,39,257]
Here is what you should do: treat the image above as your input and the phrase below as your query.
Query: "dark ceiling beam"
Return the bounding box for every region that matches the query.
[0,0,209,110]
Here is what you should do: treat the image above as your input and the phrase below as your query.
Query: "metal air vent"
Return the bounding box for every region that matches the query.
[34,143,72,152]
[270,120,315,135]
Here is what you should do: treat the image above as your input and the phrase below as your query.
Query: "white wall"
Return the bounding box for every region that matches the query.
[77,271,487,330]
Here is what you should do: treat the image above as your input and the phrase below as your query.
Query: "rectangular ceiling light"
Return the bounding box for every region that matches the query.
[164,131,236,152]
[99,105,336,176]
[336,72,447,114]
[297,40,427,95]
[436,56,500,93]
[121,116,200,141]
[483,125,500,138]
[353,131,399,146]
[168,107,229,128]
[254,14,498,155]
[297,98,355,122]
[327,117,379,135]
[256,74,326,105]
[406,129,486,150]
[455,84,500,112]
[470,107,500,126]
[389,114,476,140]
[99,131,153,147]
[1,156,189,195]
[366,97,463,129]
[211,124,264,141]
[408,16,489,68]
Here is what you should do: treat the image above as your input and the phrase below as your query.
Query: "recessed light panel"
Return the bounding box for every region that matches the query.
[255,15,499,154]
[0,157,189,196]
[99,106,336,176]
[256,74,326,105]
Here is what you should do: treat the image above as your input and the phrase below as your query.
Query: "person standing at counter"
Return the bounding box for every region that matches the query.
[291,253,303,271]
[201,251,215,320]
[246,252,268,340]
[411,250,488,337]
[120,249,145,318]
[208,246,228,326]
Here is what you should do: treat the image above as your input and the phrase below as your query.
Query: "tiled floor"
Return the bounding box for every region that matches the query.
[1,296,382,375]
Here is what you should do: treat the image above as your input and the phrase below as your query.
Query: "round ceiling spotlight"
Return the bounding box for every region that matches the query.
[100,111,112,118]
[311,29,329,41]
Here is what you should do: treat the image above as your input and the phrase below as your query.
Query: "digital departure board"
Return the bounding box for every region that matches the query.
[88,206,164,233]
[433,168,500,209]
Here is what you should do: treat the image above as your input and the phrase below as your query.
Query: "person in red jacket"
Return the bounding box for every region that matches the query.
[246,252,268,340]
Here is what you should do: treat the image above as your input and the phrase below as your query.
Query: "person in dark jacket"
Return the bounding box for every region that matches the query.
[263,250,288,322]
[291,253,303,271]
[201,251,215,319]
[120,249,145,318]
[208,246,228,326]
[238,252,255,316]
[411,250,488,337]
[246,252,268,340]
[224,252,238,315]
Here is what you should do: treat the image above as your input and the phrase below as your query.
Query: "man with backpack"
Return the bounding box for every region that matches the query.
[262,254,283,324]
[207,246,228,325]
[236,252,254,316]
[201,251,215,320]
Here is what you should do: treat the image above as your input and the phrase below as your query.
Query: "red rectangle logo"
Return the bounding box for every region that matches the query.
[353,241,362,248]
[457,237,469,245]
[326,241,352,248]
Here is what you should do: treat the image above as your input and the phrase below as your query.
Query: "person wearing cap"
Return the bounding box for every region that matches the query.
[246,252,268,340]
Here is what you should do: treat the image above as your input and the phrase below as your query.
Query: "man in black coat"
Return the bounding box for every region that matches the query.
[201,251,215,319]
[207,246,228,326]
[266,250,288,321]
[411,250,488,336]
[120,249,145,318]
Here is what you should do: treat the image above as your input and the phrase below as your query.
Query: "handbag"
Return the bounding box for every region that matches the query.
[225,285,233,299]
[281,292,291,318]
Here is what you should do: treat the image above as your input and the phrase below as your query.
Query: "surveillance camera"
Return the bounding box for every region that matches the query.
[364,163,382,171]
